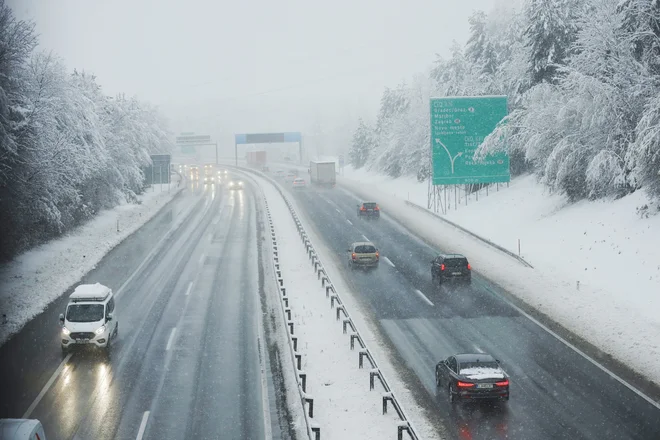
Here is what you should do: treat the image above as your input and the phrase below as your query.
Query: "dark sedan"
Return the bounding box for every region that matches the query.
[436,353,509,403]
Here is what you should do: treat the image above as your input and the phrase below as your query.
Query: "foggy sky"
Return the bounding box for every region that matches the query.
[9,0,498,151]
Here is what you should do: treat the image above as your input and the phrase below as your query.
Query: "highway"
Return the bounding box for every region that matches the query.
[0,177,282,439]
[287,182,660,440]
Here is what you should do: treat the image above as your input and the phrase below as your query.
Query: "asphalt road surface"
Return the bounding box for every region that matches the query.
[287,182,660,440]
[0,177,275,440]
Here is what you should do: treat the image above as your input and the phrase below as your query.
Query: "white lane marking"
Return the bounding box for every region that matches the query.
[335,208,341,213]
[166,327,177,351]
[22,353,72,418]
[472,344,485,353]
[382,256,395,267]
[198,253,205,265]
[115,195,207,299]
[487,286,660,410]
[185,281,193,296]
[361,235,369,242]
[136,411,150,440]
[414,289,434,307]
[346,219,353,225]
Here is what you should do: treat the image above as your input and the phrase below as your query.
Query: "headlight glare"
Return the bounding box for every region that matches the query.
[95,325,106,335]
[62,327,71,336]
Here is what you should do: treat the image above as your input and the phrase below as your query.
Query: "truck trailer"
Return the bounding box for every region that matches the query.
[309,161,336,187]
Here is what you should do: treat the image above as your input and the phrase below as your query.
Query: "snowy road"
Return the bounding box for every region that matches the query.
[0,179,276,439]
[288,184,660,440]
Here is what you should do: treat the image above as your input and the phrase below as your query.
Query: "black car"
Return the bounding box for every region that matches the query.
[357,201,380,219]
[436,353,509,403]
[431,253,471,284]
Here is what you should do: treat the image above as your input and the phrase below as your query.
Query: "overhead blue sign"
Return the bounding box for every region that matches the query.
[235,132,302,144]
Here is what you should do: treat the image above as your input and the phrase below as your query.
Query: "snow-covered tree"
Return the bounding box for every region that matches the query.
[523,0,582,85]
[349,118,373,169]
[0,1,172,261]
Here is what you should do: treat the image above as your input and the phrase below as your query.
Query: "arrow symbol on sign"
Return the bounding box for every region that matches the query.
[435,138,463,174]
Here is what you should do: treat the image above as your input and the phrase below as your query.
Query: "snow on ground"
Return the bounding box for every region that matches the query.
[0,180,183,346]
[256,174,443,440]
[339,166,660,388]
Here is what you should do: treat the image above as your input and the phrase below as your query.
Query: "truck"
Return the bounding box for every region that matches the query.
[309,161,336,187]
[246,151,267,167]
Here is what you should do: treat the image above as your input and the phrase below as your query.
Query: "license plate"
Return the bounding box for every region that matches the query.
[476,383,493,389]
[75,339,90,344]
[452,272,462,276]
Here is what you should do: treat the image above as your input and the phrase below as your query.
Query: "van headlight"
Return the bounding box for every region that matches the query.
[95,325,106,335]
[62,327,71,336]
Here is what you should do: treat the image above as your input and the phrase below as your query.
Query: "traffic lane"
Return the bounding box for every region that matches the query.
[146,186,265,440]
[133,188,243,439]
[73,184,231,440]
[0,186,202,420]
[30,184,223,440]
[20,184,222,438]
[319,187,660,438]
[292,187,660,440]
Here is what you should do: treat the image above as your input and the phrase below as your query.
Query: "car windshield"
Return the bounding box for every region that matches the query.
[445,258,468,268]
[355,245,376,253]
[66,304,104,322]
[460,361,499,371]
[363,203,377,209]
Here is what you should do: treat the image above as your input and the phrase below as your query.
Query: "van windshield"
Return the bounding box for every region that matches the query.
[66,304,104,322]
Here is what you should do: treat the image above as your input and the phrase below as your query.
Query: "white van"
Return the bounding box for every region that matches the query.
[0,419,46,440]
[59,283,118,353]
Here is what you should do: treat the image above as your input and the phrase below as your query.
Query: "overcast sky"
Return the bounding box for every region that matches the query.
[9,0,498,150]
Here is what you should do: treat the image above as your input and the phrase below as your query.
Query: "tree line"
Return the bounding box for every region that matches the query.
[349,0,660,205]
[0,1,172,261]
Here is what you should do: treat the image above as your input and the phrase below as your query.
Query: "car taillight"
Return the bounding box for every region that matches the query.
[360,207,366,211]
[352,253,357,260]
[495,379,509,387]
[467,263,471,270]
[375,205,380,211]
[457,381,475,388]
[440,264,445,271]
[375,251,379,259]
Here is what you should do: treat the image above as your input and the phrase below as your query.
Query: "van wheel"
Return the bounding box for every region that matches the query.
[113,323,119,338]
[61,346,69,356]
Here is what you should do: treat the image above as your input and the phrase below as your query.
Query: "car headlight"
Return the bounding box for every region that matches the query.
[238,182,243,186]
[95,325,106,335]
[62,327,71,336]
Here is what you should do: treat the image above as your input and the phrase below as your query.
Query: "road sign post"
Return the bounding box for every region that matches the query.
[430,96,509,185]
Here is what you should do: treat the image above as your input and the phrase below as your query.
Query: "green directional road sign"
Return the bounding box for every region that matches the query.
[430,96,509,185]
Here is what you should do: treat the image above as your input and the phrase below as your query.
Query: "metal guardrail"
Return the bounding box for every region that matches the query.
[237,166,421,440]
[260,195,320,440]
[403,200,534,269]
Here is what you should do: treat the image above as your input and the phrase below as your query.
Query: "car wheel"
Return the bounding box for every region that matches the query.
[61,345,69,356]
[448,385,456,403]
[114,322,119,338]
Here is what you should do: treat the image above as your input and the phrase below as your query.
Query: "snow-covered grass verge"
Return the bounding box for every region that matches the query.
[254,172,443,440]
[338,167,660,390]
[0,180,183,346]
